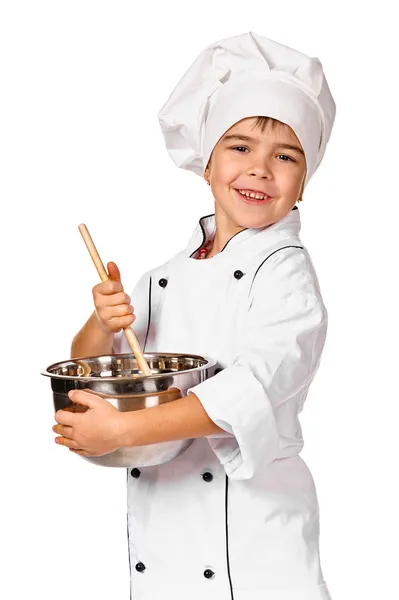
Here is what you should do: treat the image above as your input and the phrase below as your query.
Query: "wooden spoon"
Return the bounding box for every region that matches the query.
[78,223,152,377]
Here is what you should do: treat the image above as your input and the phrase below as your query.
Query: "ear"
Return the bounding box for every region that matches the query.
[204,157,212,183]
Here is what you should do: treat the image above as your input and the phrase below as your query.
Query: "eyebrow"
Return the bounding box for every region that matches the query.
[221,134,305,156]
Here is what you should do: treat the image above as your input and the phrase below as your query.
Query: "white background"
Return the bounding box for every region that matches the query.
[1,1,398,598]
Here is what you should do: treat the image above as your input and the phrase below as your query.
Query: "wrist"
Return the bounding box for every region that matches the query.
[117,411,135,448]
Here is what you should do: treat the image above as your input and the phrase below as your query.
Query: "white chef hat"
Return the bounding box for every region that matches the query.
[158,31,336,188]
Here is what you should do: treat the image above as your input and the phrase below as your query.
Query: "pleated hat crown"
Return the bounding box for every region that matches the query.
[158,31,336,188]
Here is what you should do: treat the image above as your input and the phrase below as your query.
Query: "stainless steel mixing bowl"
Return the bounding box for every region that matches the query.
[42,352,218,468]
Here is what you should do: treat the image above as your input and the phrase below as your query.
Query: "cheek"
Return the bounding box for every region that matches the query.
[214,163,240,187]
[210,152,240,183]
[275,168,303,196]
[281,180,300,197]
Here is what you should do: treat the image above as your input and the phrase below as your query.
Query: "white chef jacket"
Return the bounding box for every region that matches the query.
[113,207,332,600]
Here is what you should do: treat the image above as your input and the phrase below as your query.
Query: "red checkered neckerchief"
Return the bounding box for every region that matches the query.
[194,237,214,259]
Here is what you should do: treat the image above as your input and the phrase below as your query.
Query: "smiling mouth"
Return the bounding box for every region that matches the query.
[233,189,273,205]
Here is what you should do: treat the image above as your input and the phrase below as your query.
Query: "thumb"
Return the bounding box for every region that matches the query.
[68,389,103,409]
[107,261,121,282]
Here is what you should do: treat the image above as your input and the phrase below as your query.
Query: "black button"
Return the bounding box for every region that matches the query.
[135,562,146,572]
[158,278,168,288]
[204,569,215,579]
[233,270,244,279]
[202,472,213,482]
[130,468,141,478]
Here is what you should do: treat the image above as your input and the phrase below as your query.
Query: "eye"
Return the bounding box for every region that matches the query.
[277,154,295,163]
[231,146,248,153]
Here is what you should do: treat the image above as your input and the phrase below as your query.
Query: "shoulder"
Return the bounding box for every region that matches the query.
[249,241,327,318]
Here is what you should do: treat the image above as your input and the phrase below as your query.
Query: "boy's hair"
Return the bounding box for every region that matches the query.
[252,116,283,132]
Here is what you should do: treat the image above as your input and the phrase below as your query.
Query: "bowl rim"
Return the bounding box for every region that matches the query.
[40,351,218,382]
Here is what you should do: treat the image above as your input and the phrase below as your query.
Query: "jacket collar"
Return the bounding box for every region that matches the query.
[186,207,301,258]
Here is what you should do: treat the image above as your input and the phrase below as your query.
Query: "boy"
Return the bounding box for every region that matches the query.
[54,32,336,599]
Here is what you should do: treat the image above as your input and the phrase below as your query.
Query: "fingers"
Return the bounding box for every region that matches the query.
[98,291,132,308]
[92,281,135,334]
[96,305,134,329]
[99,302,134,319]
[93,279,124,296]
[95,310,135,334]
[107,261,121,282]
[55,436,81,449]
[67,389,103,408]
[53,424,73,437]
[101,310,135,332]
[55,409,77,426]
[107,315,136,333]
[69,449,90,456]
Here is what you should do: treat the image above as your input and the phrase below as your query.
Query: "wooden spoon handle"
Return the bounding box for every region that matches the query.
[78,223,152,376]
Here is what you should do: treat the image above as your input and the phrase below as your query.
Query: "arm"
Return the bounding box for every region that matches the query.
[70,310,114,358]
[71,262,141,359]
[120,392,226,447]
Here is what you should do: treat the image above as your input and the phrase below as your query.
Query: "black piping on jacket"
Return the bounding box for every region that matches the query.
[248,244,304,297]
[189,206,298,259]
[225,475,235,600]
[189,212,217,258]
[126,470,132,600]
[143,276,152,352]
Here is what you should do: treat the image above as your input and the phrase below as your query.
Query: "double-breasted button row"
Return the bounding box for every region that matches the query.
[135,562,214,578]
[159,272,243,286]
[132,467,213,482]
[132,467,214,482]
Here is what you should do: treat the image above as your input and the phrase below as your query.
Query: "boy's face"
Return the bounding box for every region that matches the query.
[204,117,306,230]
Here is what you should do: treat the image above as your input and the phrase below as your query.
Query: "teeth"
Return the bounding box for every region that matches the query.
[238,189,268,200]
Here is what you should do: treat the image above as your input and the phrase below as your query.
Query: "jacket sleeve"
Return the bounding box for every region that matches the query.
[113,271,151,354]
[186,246,328,480]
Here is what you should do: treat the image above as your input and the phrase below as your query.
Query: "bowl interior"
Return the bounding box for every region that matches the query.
[45,353,209,379]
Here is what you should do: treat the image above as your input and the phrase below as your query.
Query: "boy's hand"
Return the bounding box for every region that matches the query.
[93,261,135,334]
[52,390,128,456]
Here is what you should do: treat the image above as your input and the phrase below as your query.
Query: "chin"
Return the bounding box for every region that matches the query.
[229,216,271,230]
[232,207,277,230]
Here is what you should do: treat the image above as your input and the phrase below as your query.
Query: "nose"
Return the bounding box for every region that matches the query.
[247,156,273,179]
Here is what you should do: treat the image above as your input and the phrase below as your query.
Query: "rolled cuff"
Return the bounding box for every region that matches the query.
[187,365,279,480]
